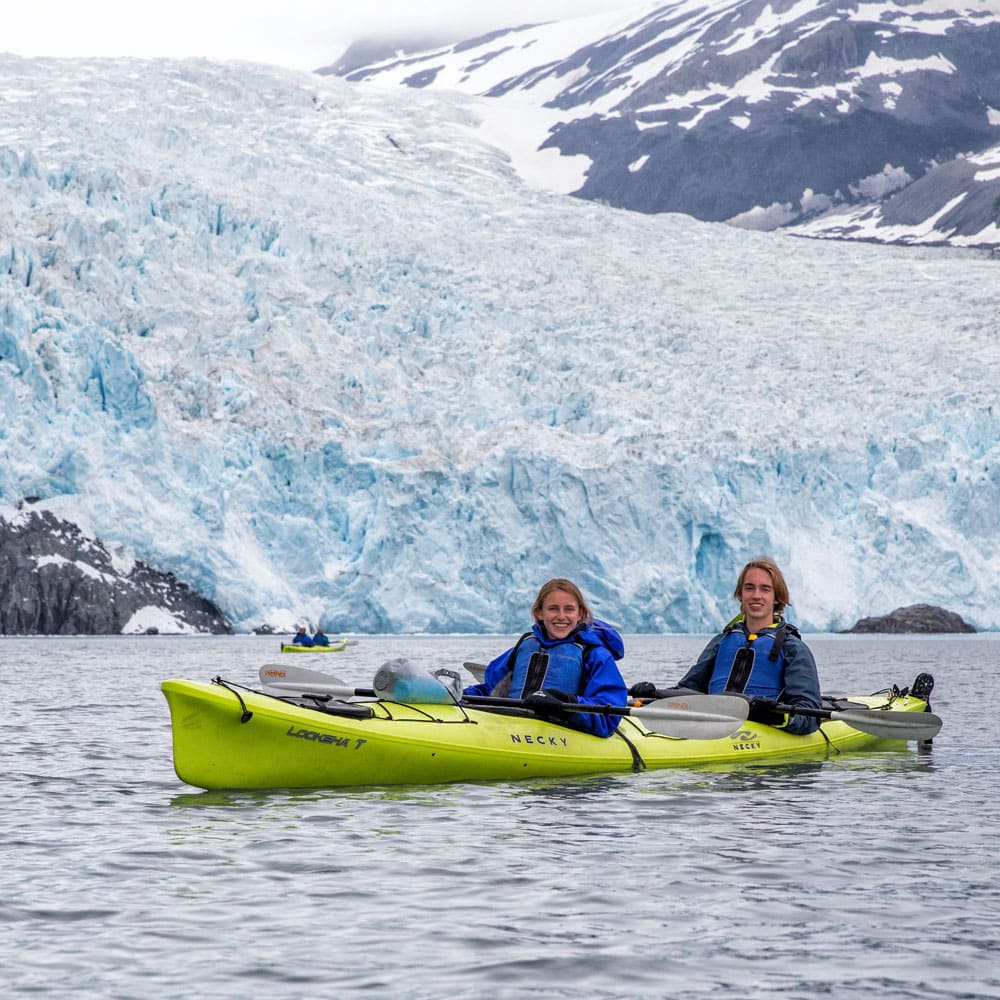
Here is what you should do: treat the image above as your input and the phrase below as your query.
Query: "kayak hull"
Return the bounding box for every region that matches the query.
[161,678,933,790]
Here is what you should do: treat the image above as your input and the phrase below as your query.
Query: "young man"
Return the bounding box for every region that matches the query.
[635,558,823,735]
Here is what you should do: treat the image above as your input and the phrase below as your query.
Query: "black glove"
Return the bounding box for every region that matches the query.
[628,681,659,700]
[525,689,577,718]
[743,697,820,735]
[745,695,783,725]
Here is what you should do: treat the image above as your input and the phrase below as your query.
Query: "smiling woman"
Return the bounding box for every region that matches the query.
[534,579,586,640]
[461,577,629,738]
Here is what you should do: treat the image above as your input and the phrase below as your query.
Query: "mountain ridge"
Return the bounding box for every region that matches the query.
[332,0,1000,247]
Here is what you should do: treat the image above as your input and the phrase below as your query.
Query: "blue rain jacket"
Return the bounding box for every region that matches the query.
[464,620,627,738]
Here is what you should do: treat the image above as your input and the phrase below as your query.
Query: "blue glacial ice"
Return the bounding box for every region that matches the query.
[0,55,997,633]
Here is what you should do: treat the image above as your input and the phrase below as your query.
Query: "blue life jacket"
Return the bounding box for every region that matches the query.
[707,619,797,697]
[507,634,588,699]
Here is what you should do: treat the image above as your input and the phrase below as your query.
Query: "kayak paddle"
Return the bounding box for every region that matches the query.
[461,691,749,740]
[258,664,940,741]
[258,664,748,740]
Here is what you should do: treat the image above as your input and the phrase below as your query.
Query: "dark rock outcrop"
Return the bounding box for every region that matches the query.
[0,508,231,635]
[844,604,976,634]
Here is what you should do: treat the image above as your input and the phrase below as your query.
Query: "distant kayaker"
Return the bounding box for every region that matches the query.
[630,557,822,735]
[312,629,331,646]
[291,626,314,647]
[464,577,628,737]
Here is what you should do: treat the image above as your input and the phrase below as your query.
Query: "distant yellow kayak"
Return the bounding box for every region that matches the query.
[280,640,349,653]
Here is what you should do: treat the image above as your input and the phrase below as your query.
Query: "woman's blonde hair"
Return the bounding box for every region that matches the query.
[733,558,789,615]
[531,578,592,624]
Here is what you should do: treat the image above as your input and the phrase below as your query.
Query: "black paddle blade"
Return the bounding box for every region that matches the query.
[911,672,935,702]
[521,651,550,696]
[725,647,755,693]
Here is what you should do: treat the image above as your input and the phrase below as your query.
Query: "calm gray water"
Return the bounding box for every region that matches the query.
[3,634,998,999]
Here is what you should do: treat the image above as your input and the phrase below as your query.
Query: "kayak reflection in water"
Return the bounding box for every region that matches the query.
[630,557,823,736]
[463,578,628,738]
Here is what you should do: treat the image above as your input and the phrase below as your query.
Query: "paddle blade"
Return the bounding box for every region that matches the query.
[634,693,749,740]
[463,661,487,683]
[258,663,359,699]
[261,679,359,699]
[259,663,346,687]
[831,708,943,741]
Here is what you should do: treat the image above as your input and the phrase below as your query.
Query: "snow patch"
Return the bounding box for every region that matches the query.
[35,553,115,584]
[881,80,903,110]
[470,96,592,194]
[121,606,203,635]
[856,51,956,78]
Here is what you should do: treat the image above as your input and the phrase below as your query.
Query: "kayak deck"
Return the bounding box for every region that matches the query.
[161,677,934,790]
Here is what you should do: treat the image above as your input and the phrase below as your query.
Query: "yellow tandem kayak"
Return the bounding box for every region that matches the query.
[161,675,938,790]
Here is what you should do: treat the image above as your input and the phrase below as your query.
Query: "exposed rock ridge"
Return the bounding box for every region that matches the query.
[0,507,231,634]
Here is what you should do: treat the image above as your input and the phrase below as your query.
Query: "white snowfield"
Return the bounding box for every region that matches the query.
[0,55,997,632]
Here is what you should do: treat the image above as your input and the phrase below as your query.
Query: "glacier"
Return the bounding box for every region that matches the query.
[0,54,998,634]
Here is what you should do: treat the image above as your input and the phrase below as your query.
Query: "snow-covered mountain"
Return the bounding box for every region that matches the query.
[334,0,1000,247]
[1,54,997,634]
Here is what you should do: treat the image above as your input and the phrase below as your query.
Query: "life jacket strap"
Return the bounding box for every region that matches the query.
[767,619,801,661]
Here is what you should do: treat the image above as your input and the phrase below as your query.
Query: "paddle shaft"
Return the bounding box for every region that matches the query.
[258,668,747,739]
[475,692,751,739]
[269,683,644,718]
[258,664,939,741]
[460,691,746,725]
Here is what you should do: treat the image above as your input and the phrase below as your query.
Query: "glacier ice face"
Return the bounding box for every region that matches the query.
[0,55,998,633]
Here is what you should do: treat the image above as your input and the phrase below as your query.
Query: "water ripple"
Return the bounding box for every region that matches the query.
[3,635,998,999]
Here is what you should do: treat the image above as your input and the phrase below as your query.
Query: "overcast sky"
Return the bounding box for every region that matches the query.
[5,1,639,72]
